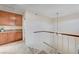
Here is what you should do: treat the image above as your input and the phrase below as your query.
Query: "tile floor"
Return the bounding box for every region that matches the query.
[0,40,32,54]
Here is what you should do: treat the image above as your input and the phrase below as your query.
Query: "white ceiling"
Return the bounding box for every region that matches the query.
[0,4,79,18]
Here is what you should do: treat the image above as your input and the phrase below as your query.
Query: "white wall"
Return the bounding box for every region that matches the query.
[24,11,54,52]
[58,19,79,35]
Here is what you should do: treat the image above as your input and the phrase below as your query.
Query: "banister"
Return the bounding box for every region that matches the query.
[34,31,79,37]
[43,42,57,50]
[43,42,62,54]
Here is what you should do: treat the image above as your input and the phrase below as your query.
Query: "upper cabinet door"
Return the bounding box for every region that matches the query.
[8,13,16,26]
[15,15,22,26]
[0,11,9,25]
[0,11,22,26]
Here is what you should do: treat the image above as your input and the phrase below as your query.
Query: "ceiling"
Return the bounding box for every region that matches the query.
[0,4,79,18]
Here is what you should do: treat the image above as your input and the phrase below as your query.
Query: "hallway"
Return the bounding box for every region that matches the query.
[0,4,79,54]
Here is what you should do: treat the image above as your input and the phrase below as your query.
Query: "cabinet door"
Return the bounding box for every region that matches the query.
[7,32,16,42]
[0,33,8,44]
[8,13,16,26]
[0,11,9,25]
[15,15,22,26]
[0,11,16,25]
[15,32,22,40]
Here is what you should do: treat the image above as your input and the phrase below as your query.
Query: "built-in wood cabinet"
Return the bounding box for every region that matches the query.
[0,10,22,45]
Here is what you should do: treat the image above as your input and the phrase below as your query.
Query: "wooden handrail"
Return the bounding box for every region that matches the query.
[34,31,79,37]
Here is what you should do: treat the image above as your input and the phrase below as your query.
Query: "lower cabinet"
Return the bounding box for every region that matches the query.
[7,32,16,42]
[0,33,8,44]
[15,32,22,40]
[0,32,22,45]
[7,32,22,43]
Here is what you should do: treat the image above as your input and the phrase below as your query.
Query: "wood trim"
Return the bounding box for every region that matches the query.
[34,31,79,37]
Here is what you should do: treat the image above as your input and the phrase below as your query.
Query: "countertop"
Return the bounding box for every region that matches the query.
[0,29,22,33]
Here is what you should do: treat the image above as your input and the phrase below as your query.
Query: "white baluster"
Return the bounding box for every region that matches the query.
[62,35,69,53]
[57,34,63,53]
[68,36,75,54]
